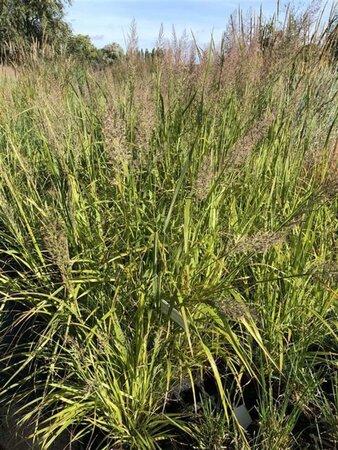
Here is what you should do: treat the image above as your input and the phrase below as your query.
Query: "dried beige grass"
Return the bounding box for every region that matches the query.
[0,65,17,78]
[133,84,156,154]
[227,113,275,167]
[193,155,214,200]
[103,107,131,174]
[233,230,288,254]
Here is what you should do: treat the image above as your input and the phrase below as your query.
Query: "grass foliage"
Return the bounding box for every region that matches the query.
[0,5,337,449]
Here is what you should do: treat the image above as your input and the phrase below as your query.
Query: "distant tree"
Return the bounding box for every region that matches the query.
[66,34,99,62]
[99,42,124,64]
[0,0,71,61]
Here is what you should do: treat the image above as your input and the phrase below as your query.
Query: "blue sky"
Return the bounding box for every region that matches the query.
[65,0,319,50]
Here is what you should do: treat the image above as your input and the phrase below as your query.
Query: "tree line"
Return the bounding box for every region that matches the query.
[1,0,336,65]
[0,0,127,64]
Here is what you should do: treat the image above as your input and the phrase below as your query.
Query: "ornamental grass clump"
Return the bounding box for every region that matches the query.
[0,4,337,449]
